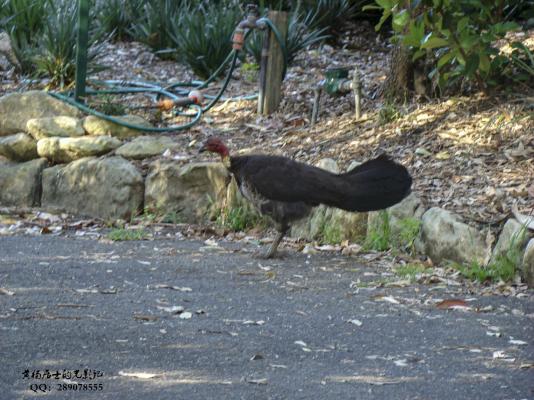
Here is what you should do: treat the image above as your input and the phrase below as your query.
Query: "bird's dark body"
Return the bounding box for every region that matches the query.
[228,153,412,230]
[200,135,412,257]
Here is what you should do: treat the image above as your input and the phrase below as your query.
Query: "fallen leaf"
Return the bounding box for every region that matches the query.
[74,288,99,294]
[436,299,470,310]
[156,305,185,314]
[133,314,158,321]
[243,320,265,326]
[247,378,268,385]
[394,359,408,367]
[118,371,159,379]
[509,339,527,346]
[179,312,193,320]
[148,284,192,292]
[0,288,15,296]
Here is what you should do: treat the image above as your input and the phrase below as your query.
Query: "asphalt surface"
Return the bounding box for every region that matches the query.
[0,235,533,400]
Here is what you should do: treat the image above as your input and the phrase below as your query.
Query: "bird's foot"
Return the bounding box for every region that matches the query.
[253,248,286,259]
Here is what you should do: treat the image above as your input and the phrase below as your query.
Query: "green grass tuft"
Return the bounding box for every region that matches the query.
[364,210,391,251]
[394,263,427,281]
[107,228,148,241]
[217,206,266,232]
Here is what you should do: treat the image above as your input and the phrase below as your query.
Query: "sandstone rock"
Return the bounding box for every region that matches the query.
[26,116,85,140]
[145,161,229,223]
[0,133,38,161]
[490,218,531,264]
[316,158,340,174]
[0,158,47,206]
[116,135,178,160]
[83,115,152,138]
[42,157,143,220]
[416,207,490,265]
[0,91,82,136]
[522,239,534,288]
[37,136,121,163]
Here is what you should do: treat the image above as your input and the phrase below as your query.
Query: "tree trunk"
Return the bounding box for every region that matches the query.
[380,43,413,103]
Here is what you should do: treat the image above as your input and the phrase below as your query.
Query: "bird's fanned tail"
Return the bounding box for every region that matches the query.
[324,154,413,212]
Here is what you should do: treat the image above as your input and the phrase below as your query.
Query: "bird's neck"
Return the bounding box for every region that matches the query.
[221,154,231,169]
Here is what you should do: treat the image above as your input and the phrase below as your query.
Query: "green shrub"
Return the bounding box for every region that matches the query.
[0,0,105,85]
[246,8,330,66]
[96,0,144,42]
[509,42,534,81]
[366,0,526,90]
[129,0,182,54]
[0,0,52,72]
[303,0,368,36]
[33,0,105,88]
[168,1,242,79]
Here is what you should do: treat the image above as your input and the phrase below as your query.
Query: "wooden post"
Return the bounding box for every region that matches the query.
[353,67,361,120]
[258,11,288,115]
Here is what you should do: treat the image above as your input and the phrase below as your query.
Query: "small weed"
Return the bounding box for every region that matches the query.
[107,228,148,241]
[92,95,127,116]
[365,210,391,251]
[320,222,343,244]
[160,211,184,224]
[378,102,402,125]
[396,217,421,253]
[394,263,427,281]
[452,244,521,283]
[241,62,259,83]
[217,206,265,232]
[452,261,494,283]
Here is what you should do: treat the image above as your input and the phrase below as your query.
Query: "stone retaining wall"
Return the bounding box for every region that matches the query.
[1,91,533,287]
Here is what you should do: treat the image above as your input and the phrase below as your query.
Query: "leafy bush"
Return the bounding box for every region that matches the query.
[129,0,183,54]
[367,0,526,90]
[509,42,534,81]
[96,0,144,42]
[303,0,367,36]
[168,1,242,79]
[0,0,104,85]
[0,0,51,72]
[34,0,104,88]
[246,8,330,66]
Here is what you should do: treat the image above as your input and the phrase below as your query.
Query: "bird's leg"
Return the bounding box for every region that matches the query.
[261,225,289,259]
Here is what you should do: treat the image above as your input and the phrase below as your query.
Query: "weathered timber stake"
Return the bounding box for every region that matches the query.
[353,68,362,120]
[258,11,288,115]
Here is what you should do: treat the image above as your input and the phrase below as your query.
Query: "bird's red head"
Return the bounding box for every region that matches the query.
[199,136,230,157]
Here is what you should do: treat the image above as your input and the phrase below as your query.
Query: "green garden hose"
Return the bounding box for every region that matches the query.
[52,18,288,133]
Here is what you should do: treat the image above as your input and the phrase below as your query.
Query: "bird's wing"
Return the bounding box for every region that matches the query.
[231,155,342,205]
